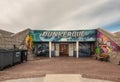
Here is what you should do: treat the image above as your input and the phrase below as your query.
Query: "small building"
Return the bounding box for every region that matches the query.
[0,28,120,64]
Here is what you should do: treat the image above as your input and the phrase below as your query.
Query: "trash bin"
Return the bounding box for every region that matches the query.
[13,50,21,65]
[21,50,27,63]
[0,49,13,70]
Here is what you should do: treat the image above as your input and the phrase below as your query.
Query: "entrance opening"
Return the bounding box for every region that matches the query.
[59,44,69,56]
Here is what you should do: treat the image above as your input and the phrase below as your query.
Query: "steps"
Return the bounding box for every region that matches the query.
[43,74,82,82]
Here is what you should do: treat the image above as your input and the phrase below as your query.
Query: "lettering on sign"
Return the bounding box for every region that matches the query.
[39,31,84,38]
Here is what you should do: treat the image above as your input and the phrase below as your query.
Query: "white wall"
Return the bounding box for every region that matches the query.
[69,43,73,56]
[55,44,59,56]
[51,43,54,51]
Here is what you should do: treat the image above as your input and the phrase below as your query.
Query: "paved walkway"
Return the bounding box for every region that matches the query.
[2,77,44,82]
[2,74,113,82]
[0,57,120,81]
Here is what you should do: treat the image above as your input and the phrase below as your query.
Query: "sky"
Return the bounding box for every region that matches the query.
[0,0,120,33]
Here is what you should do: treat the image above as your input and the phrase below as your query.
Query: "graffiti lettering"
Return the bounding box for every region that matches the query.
[39,31,84,38]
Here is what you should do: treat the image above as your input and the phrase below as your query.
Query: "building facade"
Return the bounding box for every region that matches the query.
[28,29,120,58]
[0,28,120,64]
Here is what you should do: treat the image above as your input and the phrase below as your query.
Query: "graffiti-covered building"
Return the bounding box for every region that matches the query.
[0,28,119,64]
[29,29,97,58]
[27,28,120,60]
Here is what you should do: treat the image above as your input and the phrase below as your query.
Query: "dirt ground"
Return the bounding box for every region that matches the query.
[0,57,120,82]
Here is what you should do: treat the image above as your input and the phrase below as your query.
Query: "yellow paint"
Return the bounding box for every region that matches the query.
[106,47,111,53]
[25,35,33,49]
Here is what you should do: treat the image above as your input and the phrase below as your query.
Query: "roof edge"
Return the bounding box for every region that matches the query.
[97,28,120,46]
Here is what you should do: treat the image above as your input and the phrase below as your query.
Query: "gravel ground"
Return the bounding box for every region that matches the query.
[0,57,120,82]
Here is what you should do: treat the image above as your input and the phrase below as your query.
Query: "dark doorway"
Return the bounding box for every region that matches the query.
[59,44,69,56]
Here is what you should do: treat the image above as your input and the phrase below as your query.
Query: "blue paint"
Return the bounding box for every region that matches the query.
[79,43,91,57]
[30,30,97,42]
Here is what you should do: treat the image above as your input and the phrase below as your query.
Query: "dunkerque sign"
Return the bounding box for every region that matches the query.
[30,30,97,42]
[39,31,84,37]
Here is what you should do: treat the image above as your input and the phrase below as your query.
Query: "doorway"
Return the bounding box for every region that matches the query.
[59,44,69,56]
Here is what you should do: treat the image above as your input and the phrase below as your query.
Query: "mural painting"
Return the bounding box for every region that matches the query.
[34,43,49,56]
[96,31,120,55]
[25,34,33,49]
[29,30,97,42]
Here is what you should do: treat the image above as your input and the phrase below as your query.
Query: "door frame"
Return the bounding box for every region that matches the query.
[59,43,69,56]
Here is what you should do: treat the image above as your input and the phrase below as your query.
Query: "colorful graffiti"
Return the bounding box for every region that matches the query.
[29,30,97,42]
[25,34,33,49]
[96,31,120,54]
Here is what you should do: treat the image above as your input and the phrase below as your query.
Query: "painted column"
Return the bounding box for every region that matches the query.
[76,41,79,58]
[56,44,59,56]
[69,43,73,56]
[49,41,52,58]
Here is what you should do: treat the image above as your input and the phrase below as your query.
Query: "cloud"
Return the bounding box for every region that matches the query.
[0,0,120,33]
[51,0,120,30]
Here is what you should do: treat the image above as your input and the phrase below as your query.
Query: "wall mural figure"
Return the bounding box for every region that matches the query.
[96,31,120,56]
[25,34,33,50]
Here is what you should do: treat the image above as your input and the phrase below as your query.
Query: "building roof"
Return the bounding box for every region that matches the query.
[11,28,31,44]
[97,28,120,46]
[0,29,14,36]
[11,28,31,36]
[0,28,31,49]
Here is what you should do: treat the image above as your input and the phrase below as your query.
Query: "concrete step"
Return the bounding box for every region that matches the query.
[43,74,82,82]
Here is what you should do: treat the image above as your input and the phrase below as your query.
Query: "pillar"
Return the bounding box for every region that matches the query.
[76,41,79,58]
[49,41,52,58]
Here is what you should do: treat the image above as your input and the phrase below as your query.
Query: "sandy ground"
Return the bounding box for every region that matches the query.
[0,57,120,82]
